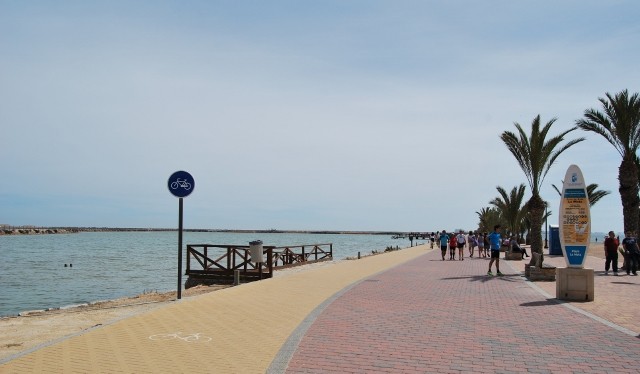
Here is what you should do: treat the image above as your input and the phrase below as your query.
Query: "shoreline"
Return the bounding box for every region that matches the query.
[3,255,365,319]
[5,284,232,319]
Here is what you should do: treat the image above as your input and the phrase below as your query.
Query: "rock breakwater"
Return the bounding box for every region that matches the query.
[0,228,79,235]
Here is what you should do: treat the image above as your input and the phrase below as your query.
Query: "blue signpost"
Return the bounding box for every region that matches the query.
[168,170,195,299]
[168,170,195,198]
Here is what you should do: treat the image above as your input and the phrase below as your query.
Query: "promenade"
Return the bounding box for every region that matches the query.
[1,245,639,373]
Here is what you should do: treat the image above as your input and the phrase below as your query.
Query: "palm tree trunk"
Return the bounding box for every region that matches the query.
[527,194,545,260]
[619,155,640,235]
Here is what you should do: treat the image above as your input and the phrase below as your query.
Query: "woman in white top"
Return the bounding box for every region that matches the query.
[456,231,466,261]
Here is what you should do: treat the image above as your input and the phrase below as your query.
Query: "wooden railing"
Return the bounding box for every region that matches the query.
[185,243,333,285]
[186,244,274,279]
[272,243,333,268]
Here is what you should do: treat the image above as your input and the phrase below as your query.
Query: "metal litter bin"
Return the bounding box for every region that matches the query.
[249,240,264,263]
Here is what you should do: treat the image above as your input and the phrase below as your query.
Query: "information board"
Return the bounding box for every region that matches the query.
[558,164,590,268]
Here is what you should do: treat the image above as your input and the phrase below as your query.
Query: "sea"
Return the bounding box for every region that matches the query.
[0,231,404,317]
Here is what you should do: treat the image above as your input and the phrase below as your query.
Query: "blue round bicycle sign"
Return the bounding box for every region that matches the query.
[168,170,195,198]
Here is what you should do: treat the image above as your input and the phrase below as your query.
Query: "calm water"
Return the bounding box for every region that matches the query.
[0,231,403,317]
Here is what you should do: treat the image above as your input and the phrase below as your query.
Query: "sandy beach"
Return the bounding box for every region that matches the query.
[0,242,629,362]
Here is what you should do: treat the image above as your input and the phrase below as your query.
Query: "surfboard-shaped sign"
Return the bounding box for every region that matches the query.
[559,164,590,268]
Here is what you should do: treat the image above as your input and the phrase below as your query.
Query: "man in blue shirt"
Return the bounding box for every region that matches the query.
[439,230,449,261]
[487,225,503,276]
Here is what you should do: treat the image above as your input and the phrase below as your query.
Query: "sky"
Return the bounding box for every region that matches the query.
[1,1,639,233]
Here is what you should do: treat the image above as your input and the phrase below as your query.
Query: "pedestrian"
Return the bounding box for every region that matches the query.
[622,231,639,276]
[483,233,490,258]
[487,225,503,276]
[477,233,485,258]
[439,230,449,261]
[468,231,477,258]
[449,233,457,260]
[603,230,619,275]
[456,231,466,260]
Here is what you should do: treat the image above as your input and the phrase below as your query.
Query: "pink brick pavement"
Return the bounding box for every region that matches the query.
[281,250,640,373]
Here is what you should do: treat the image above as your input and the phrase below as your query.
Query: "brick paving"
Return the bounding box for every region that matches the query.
[508,252,640,335]
[281,250,640,373]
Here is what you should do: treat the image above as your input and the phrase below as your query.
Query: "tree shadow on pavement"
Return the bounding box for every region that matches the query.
[520,299,559,307]
[440,274,521,283]
[611,282,640,286]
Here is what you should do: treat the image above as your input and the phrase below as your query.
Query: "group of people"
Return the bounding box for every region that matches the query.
[427,226,640,278]
[429,225,525,276]
[428,225,531,277]
[432,230,488,261]
[603,230,640,276]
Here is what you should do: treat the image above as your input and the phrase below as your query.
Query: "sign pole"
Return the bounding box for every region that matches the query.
[177,197,183,300]
[167,170,194,301]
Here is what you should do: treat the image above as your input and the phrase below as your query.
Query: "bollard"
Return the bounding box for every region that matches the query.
[234,270,240,286]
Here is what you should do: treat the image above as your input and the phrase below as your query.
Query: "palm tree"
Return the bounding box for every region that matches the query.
[501,115,585,256]
[551,183,611,207]
[518,204,536,244]
[489,184,527,237]
[475,207,502,233]
[576,90,640,234]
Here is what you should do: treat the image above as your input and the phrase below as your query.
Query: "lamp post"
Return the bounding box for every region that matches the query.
[544,204,549,249]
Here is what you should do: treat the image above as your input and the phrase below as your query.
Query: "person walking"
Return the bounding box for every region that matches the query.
[456,231,466,260]
[439,230,449,261]
[468,231,477,258]
[603,230,619,275]
[622,231,639,276]
[487,225,503,276]
[449,233,457,260]
[477,233,485,258]
[483,233,490,258]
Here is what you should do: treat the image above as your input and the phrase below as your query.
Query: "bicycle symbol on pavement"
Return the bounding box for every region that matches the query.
[170,178,192,191]
[148,332,212,343]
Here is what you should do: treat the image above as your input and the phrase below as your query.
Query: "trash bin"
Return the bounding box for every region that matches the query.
[249,240,264,263]
[549,225,562,255]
